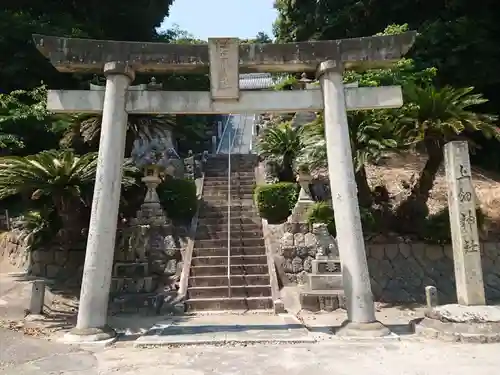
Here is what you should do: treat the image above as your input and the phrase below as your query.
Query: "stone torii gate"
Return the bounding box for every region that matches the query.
[33,32,415,342]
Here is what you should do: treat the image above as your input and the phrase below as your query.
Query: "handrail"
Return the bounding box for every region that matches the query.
[227,119,232,297]
[226,114,247,297]
[216,115,233,155]
[177,173,205,302]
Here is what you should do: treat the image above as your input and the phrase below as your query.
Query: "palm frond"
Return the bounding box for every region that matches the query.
[78,114,176,146]
[401,85,498,142]
[0,150,137,201]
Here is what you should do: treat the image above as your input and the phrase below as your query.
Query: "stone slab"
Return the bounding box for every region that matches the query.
[427,304,500,323]
[47,86,403,114]
[208,38,239,100]
[415,317,500,343]
[415,303,500,343]
[33,32,416,73]
[133,313,315,347]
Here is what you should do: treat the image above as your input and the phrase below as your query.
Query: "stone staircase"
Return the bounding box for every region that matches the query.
[186,154,273,311]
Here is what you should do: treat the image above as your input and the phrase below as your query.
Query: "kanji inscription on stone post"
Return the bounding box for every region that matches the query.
[444,141,486,305]
[208,38,239,100]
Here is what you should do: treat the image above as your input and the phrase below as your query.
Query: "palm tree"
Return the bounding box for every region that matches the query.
[396,85,499,220]
[61,114,176,156]
[256,122,304,182]
[0,150,136,242]
[298,111,403,207]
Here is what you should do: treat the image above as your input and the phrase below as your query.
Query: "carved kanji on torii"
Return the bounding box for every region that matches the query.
[33,32,416,342]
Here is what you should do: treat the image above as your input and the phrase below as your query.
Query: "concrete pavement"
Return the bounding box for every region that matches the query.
[2,327,500,375]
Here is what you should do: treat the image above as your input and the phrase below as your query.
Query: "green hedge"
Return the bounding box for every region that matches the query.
[254,182,299,224]
[157,177,197,225]
[307,201,336,236]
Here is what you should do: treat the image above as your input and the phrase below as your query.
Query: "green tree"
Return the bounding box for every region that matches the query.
[298,110,402,207]
[1,2,174,91]
[395,85,499,224]
[0,86,72,156]
[272,1,500,169]
[242,32,273,44]
[0,150,136,241]
[60,114,176,156]
[256,122,304,182]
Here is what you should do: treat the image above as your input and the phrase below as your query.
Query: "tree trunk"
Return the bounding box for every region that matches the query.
[279,154,296,182]
[410,137,445,205]
[53,196,85,245]
[355,165,372,208]
[395,137,445,233]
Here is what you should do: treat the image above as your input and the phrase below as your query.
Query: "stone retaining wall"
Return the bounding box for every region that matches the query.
[273,230,500,303]
[366,242,500,303]
[1,225,187,287]
[0,230,85,284]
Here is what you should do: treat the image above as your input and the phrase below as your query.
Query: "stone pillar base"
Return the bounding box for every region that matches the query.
[335,320,392,338]
[60,326,117,345]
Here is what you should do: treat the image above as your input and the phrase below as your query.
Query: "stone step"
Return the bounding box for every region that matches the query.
[198,217,261,226]
[191,255,267,266]
[193,246,266,257]
[199,202,255,209]
[190,264,268,276]
[202,198,254,204]
[185,296,273,311]
[202,189,255,195]
[198,210,258,219]
[202,190,254,196]
[188,274,270,287]
[195,238,265,248]
[188,285,272,299]
[196,230,263,240]
[204,181,255,187]
[200,223,262,231]
[202,196,254,203]
[205,176,255,182]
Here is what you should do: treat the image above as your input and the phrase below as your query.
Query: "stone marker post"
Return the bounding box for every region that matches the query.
[318,62,388,336]
[444,141,486,305]
[70,62,135,341]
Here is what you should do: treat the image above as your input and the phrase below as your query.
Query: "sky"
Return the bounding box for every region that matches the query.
[159,0,277,40]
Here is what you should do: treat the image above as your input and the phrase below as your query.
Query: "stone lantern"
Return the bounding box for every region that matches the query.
[131,139,180,225]
[298,72,313,90]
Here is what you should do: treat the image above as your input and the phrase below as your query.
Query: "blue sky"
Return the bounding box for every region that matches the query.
[159,0,277,40]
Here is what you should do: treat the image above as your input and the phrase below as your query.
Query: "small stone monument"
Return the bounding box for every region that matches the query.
[299,223,344,312]
[415,141,500,343]
[444,141,485,305]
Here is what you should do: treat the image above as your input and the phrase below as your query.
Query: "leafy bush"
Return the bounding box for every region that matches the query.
[157,177,197,224]
[254,182,299,224]
[306,202,382,237]
[307,201,336,236]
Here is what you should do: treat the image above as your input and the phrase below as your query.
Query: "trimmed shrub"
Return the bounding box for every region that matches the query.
[157,177,197,225]
[254,182,299,224]
[307,201,336,236]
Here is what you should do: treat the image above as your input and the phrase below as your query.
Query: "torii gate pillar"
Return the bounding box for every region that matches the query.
[318,61,387,336]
